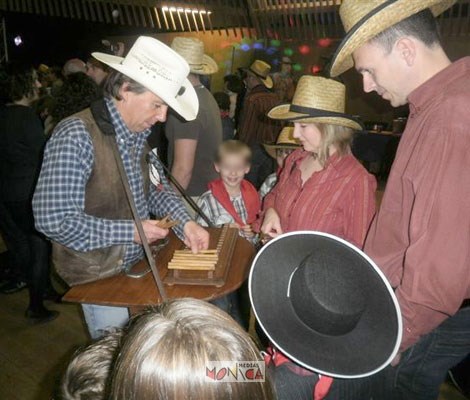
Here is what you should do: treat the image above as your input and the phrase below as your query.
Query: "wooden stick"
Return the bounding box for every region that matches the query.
[168,264,215,271]
[169,260,217,266]
[174,250,218,254]
[171,257,218,262]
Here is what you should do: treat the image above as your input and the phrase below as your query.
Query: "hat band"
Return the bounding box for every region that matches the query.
[249,67,268,80]
[290,104,348,119]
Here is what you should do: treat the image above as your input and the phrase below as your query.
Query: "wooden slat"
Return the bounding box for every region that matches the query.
[101,1,111,24]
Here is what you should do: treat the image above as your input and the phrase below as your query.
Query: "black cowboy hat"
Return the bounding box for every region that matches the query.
[249,231,402,378]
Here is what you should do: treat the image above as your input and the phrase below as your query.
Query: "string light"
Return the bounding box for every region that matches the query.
[299,44,310,55]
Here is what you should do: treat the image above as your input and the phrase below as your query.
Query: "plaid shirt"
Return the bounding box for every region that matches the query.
[33,97,191,268]
[259,172,278,200]
[196,190,257,244]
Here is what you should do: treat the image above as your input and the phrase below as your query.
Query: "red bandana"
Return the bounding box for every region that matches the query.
[208,178,261,226]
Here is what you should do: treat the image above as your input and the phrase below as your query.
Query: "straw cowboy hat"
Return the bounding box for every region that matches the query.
[246,60,273,89]
[171,37,218,75]
[249,231,402,378]
[263,127,300,159]
[268,76,363,130]
[329,0,457,77]
[93,36,198,121]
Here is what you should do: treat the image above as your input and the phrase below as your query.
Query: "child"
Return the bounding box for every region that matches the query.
[259,126,300,199]
[197,140,260,244]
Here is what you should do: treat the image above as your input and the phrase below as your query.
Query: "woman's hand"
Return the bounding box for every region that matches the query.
[261,208,283,238]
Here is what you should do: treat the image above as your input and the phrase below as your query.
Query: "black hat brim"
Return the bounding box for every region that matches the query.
[249,231,402,378]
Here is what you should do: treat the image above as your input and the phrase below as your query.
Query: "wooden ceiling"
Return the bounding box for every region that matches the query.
[0,0,468,39]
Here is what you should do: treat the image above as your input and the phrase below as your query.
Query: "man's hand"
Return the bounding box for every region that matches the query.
[261,208,283,238]
[133,220,169,244]
[183,221,210,253]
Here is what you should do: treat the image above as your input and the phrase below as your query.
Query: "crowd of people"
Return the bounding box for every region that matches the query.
[0,0,469,399]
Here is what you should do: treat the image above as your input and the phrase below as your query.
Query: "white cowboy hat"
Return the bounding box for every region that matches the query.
[92,36,198,121]
[171,37,218,75]
[268,76,363,131]
[329,0,457,77]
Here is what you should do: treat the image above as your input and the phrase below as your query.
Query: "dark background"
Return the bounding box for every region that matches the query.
[3,11,154,66]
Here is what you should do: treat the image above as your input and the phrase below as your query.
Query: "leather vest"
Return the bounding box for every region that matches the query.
[52,106,150,286]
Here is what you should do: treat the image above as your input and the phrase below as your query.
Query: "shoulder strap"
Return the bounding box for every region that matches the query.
[90,99,168,300]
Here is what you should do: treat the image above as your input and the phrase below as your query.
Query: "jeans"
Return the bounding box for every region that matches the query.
[0,199,52,312]
[372,306,470,400]
[210,292,246,329]
[81,304,130,339]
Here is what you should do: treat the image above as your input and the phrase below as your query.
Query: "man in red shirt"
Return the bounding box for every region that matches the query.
[330,0,470,399]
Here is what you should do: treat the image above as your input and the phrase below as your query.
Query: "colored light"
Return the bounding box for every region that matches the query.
[233,43,241,49]
[272,58,280,66]
[270,39,281,47]
[284,48,294,57]
[317,38,332,48]
[311,65,322,74]
[299,44,310,55]
[240,43,251,52]
[293,63,302,72]
[253,42,264,50]
[266,47,278,55]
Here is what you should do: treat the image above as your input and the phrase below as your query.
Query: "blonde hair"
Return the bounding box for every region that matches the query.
[216,140,252,164]
[315,123,353,167]
[110,298,274,400]
[60,330,123,400]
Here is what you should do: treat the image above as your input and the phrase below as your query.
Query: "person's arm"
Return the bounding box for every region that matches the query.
[195,193,212,227]
[394,100,470,352]
[171,138,197,190]
[32,119,135,251]
[343,172,377,248]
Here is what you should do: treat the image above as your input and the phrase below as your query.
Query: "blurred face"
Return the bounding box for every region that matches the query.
[215,154,250,191]
[293,122,322,153]
[281,63,292,74]
[86,63,108,85]
[275,148,295,168]
[118,86,168,133]
[27,71,42,103]
[352,41,410,107]
[244,72,259,90]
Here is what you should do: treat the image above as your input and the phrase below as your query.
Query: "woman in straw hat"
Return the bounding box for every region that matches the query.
[256,76,376,248]
[259,126,300,199]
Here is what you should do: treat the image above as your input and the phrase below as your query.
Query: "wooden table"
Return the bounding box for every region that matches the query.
[63,228,255,314]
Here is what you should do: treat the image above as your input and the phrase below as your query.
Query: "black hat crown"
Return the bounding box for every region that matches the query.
[289,249,366,336]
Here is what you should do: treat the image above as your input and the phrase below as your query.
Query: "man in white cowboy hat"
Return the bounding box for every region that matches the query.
[237,60,282,189]
[165,37,222,207]
[330,1,470,398]
[33,36,209,338]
